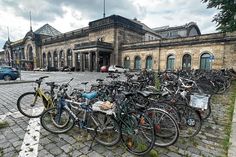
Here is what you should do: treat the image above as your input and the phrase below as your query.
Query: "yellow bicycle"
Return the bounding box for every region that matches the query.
[17,76,57,118]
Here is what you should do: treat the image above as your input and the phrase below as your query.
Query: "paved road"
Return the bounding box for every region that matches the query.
[0,71,230,157]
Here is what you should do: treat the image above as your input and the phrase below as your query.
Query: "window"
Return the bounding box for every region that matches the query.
[146,56,153,70]
[48,53,52,68]
[67,49,72,67]
[134,56,141,70]
[53,51,58,68]
[200,53,211,70]
[59,50,64,67]
[167,55,175,70]
[124,56,130,69]
[42,53,46,66]
[28,46,33,61]
[182,54,191,70]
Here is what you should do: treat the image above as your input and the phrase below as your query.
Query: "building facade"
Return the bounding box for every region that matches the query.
[3,15,236,71]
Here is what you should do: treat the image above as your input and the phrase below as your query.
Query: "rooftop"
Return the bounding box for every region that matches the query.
[34,24,61,36]
[153,22,198,32]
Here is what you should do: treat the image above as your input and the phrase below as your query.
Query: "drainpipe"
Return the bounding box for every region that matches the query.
[223,32,226,68]
[158,40,161,72]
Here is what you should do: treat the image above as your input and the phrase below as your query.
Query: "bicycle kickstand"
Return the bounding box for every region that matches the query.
[88,126,98,151]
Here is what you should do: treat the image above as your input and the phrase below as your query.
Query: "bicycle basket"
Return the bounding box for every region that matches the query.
[189,93,210,110]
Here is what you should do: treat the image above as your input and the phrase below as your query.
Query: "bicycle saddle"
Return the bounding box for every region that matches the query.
[81,82,89,85]
[46,82,55,86]
[122,91,135,97]
[96,79,104,82]
[137,91,161,98]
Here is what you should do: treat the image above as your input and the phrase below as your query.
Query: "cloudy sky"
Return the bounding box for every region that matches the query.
[0,0,218,50]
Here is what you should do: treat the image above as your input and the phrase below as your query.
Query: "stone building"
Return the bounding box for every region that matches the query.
[0,50,5,65]
[3,15,236,71]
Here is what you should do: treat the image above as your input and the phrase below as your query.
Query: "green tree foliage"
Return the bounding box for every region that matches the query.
[202,0,236,32]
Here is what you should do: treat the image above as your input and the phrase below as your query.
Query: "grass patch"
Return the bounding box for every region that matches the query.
[0,120,9,129]
[149,149,159,157]
[221,81,236,154]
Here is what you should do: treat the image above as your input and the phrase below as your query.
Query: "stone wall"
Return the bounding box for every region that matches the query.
[122,32,236,71]
[41,36,89,67]
[122,47,160,70]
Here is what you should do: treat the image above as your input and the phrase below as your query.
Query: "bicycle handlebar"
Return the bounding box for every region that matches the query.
[39,76,49,80]
[35,76,49,86]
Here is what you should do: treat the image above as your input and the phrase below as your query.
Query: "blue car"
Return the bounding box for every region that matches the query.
[0,66,20,81]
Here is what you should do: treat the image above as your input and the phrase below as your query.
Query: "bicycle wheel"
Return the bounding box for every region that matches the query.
[40,107,75,134]
[87,111,121,146]
[146,108,179,147]
[152,102,180,123]
[176,104,202,138]
[120,113,155,156]
[17,92,45,118]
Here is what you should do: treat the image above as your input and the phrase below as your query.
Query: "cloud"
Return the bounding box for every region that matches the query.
[132,0,218,34]
[0,0,64,22]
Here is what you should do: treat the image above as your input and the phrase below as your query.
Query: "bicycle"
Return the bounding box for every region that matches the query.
[17,76,73,118]
[113,91,156,156]
[40,82,121,148]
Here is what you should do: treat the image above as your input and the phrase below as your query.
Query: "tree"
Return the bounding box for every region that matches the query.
[202,0,236,32]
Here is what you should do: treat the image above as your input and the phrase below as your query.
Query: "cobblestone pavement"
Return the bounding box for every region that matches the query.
[0,71,232,157]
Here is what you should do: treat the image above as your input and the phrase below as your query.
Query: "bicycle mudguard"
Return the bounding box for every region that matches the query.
[82,91,97,100]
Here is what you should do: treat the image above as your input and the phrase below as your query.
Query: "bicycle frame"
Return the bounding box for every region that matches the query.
[33,87,54,109]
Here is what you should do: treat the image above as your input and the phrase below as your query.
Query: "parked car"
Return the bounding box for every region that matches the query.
[108,65,129,73]
[40,68,46,71]
[47,67,59,71]
[33,68,41,71]
[100,66,108,73]
[60,66,75,72]
[0,66,20,81]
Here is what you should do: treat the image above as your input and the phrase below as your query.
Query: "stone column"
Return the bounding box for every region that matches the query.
[88,52,92,71]
[74,53,78,71]
[72,51,76,69]
[57,52,60,70]
[65,50,68,67]
[51,52,54,68]
[95,50,99,72]
[80,53,83,71]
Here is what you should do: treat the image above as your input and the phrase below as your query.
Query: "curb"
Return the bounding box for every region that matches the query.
[0,80,35,85]
[228,97,236,157]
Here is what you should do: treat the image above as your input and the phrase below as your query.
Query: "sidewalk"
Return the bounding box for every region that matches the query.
[0,80,34,85]
[228,97,236,157]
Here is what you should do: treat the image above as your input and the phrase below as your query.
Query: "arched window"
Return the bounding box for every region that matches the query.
[146,56,153,70]
[134,56,141,70]
[124,56,130,69]
[200,53,211,70]
[167,55,175,70]
[48,52,52,68]
[182,54,191,70]
[53,51,58,68]
[59,50,64,67]
[42,53,46,67]
[67,49,72,67]
[28,46,33,61]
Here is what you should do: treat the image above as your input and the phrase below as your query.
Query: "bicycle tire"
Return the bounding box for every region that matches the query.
[175,104,202,138]
[146,108,179,147]
[87,111,121,146]
[40,107,75,134]
[120,113,155,156]
[17,92,45,118]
